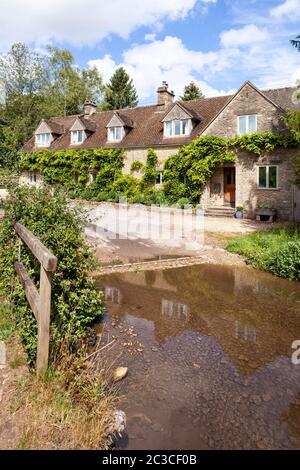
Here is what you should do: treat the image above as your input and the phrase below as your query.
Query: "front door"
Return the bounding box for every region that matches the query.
[293,186,300,222]
[224,167,236,206]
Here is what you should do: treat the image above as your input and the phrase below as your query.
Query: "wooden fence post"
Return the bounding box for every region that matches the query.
[37,266,52,375]
[14,222,57,375]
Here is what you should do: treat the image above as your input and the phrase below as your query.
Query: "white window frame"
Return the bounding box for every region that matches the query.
[155,171,163,186]
[107,126,124,143]
[257,165,278,190]
[237,114,257,136]
[164,119,191,138]
[35,133,52,147]
[29,171,37,184]
[71,129,85,145]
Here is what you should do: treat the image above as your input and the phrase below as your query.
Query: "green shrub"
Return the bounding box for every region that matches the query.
[226,226,300,280]
[0,185,104,364]
[176,197,192,208]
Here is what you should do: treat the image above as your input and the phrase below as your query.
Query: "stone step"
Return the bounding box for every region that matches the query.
[205,206,236,218]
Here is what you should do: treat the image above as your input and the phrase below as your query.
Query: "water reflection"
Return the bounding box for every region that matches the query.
[95,264,300,450]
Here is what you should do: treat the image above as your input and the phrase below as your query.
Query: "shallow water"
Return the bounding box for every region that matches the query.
[94,264,300,450]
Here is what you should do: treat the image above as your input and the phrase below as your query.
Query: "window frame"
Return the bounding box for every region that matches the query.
[71,129,85,145]
[107,126,124,143]
[35,133,52,147]
[164,119,191,138]
[29,171,37,183]
[237,114,257,136]
[257,165,279,190]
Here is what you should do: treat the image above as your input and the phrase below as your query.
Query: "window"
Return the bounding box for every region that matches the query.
[155,171,163,185]
[35,133,51,147]
[29,171,37,183]
[71,130,85,144]
[237,115,257,135]
[257,166,278,189]
[164,119,190,137]
[108,126,124,142]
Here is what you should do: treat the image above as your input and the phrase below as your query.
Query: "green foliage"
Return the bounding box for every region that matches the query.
[102,67,138,110]
[0,42,104,157]
[180,81,205,101]
[130,160,144,172]
[20,132,298,206]
[163,135,236,204]
[0,185,103,364]
[291,35,300,51]
[226,226,300,281]
[142,149,159,186]
[230,132,296,155]
[20,148,125,193]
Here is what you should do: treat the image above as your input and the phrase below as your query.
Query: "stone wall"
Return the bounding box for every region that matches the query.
[236,148,296,221]
[123,146,179,174]
[203,82,286,138]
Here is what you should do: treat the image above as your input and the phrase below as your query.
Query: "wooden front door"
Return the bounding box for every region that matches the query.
[293,186,300,222]
[224,168,236,205]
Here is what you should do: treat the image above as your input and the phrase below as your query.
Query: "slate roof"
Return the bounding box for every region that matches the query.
[22,83,299,152]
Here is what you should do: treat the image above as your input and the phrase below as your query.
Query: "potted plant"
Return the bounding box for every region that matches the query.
[235,206,243,219]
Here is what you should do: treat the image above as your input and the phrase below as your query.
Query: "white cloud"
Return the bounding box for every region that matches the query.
[89,36,237,101]
[144,33,157,42]
[220,24,269,48]
[0,0,200,50]
[270,0,300,20]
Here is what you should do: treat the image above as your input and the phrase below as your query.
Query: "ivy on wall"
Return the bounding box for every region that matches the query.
[20,132,299,205]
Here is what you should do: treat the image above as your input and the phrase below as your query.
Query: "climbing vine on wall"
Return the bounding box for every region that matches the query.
[20,132,299,205]
[20,148,125,192]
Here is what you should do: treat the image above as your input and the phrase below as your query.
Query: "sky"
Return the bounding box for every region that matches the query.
[0,0,299,104]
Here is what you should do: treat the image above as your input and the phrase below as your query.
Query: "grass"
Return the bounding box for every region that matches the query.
[10,350,118,450]
[0,294,119,450]
[226,225,300,280]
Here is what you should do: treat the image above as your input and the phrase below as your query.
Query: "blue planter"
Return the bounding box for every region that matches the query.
[235,211,243,219]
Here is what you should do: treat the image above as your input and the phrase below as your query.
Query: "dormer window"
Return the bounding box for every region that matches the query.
[35,133,51,147]
[71,129,85,145]
[164,119,190,137]
[108,126,124,143]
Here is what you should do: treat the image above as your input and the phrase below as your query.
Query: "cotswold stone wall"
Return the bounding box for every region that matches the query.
[203,82,286,138]
[236,148,296,221]
[123,146,179,175]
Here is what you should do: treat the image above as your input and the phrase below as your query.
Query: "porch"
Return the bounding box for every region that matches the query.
[202,166,236,217]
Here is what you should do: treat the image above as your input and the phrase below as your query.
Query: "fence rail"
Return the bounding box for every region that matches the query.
[14,222,57,374]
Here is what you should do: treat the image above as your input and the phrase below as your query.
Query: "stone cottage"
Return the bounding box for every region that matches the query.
[22,80,300,221]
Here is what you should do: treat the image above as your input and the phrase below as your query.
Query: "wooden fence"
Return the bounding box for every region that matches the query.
[14,222,57,375]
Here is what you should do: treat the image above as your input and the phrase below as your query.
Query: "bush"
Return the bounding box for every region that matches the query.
[266,240,300,280]
[176,197,192,208]
[0,185,104,364]
[226,226,300,280]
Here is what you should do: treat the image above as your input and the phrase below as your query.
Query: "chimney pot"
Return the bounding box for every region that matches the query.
[157,81,175,107]
[84,101,97,116]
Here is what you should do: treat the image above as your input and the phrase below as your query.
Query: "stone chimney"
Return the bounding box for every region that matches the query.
[84,101,97,116]
[157,81,175,107]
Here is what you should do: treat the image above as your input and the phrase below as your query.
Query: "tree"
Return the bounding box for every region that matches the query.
[0,43,104,163]
[102,67,138,110]
[46,46,104,116]
[291,35,300,51]
[180,81,205,101]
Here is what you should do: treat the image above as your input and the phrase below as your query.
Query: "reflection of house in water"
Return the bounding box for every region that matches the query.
[97,264,300,375]
[161,299,190,322]
[105,286,122,304]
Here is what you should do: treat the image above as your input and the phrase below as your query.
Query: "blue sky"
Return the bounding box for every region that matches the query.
[0,0,299,104]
